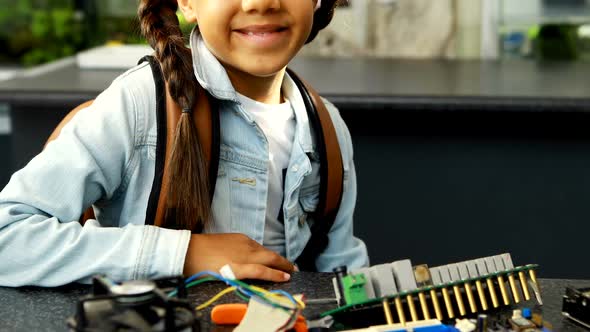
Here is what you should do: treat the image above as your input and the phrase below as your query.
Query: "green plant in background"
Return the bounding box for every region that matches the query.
[0,1,196,66]
[0,0,88,66]
[105,10,193,45]
[0,1,35,64]
[536,24,580,61]
[24,2,85,66]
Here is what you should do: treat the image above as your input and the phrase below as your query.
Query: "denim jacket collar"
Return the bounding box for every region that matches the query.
[189,28,314,152]
[190,28,238,103]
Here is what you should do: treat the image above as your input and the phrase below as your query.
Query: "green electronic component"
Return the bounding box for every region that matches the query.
[342,273,369,305]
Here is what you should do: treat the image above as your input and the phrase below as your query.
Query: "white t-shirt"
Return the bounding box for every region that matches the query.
[236,92,296,256]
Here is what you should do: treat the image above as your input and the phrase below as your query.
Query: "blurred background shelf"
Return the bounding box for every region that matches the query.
[76,45,153,69]
[499,0,590,60]
[500,0,590,26]
[0,68,19,82]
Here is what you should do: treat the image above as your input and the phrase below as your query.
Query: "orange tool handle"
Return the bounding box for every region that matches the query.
[211,303,307,331]
[211,303,248,325]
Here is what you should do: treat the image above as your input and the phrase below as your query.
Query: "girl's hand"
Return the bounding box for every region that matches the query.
[183,233,295,282]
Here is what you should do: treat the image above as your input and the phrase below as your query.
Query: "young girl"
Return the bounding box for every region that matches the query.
[0,0,368,287]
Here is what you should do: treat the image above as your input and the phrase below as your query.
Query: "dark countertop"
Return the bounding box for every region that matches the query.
[0,57,589,112]
[0,274,589,331]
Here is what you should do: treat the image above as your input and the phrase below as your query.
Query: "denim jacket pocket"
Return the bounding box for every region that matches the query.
[217,147,266,236]
[299,157,320,212]
[210,163,230,231]
[298,184,319,231]
[299,184,320,213]
[298,164,350,229]
[289,201,312,262]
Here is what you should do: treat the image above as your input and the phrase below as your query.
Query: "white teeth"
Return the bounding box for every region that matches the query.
[246,31,269,36]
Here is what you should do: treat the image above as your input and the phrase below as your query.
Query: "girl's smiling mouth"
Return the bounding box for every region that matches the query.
[234,24,290,48]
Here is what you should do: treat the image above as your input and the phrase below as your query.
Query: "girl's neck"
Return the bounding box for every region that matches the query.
[224,65,286,105]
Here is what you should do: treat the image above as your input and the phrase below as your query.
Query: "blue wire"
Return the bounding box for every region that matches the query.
[179,271,299,310]
[184,271,224,284]
[183,271,257,298]
[167,271,227,298]
[269,289,298,307]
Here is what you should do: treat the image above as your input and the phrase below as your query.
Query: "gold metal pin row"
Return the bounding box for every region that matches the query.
[380,295,427,326]
[401,264,541,322]
[377,271,540,326]
[352,255,541,327]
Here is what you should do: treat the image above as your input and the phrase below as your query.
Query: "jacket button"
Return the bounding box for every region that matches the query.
[292,165,299,172]
[299,214,306,226]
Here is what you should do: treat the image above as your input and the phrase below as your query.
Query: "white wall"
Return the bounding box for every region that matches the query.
[500,0,542,25]
[315,1,371,49]
[304,0,458,59]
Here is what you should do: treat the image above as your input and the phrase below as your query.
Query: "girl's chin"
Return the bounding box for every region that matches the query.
[236,63,288,78]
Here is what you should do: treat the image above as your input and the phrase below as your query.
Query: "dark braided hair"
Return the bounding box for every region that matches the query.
[137,0,339,232]
[138,0,210,231]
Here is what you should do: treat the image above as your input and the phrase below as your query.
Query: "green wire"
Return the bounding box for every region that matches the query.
[228,279,296,310]
[187,278,249,304]
[168,277,217,297]
[186,277,217,290]
[169,276,297,312]
[235,291,249,302]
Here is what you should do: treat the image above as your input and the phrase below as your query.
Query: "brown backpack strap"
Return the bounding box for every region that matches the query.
[286,68,344,271]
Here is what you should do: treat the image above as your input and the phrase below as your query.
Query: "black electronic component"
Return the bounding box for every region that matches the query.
[477,314,488,332]
[562,286,590,329]
[67,275,200,332]
[333,266,348,306]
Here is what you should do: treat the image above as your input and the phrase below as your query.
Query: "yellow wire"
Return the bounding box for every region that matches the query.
[195,284,305,312]
[249,285,306,309]
[196,286,236,311]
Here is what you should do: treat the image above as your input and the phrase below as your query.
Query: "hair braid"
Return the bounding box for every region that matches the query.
[138,0,210,231]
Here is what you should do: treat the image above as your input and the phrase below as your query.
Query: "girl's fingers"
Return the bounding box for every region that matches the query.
[253,250,296,274]
[231,263,292,282]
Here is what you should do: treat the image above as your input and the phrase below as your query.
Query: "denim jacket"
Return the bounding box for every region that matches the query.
[0,30,369,287]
